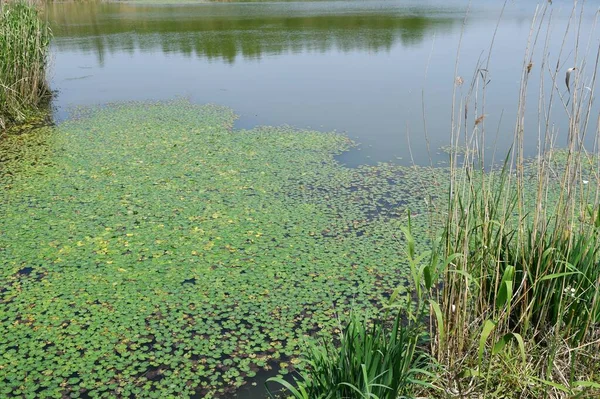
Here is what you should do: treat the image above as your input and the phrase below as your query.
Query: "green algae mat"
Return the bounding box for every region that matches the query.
[0,101,445,398]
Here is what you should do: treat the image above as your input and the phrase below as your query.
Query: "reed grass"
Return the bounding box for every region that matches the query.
[415,1,600,397]
[0,0,51,129]
[271,2,599,398]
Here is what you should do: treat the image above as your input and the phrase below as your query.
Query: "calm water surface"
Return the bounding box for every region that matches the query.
[47,0,599,167]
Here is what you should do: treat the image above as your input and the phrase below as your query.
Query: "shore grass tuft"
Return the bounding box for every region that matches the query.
[0,0,52,130]
[268,313,429,399]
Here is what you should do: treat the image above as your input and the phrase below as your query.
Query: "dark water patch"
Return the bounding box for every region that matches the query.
[17,267,34,276]
[210,361,296,399]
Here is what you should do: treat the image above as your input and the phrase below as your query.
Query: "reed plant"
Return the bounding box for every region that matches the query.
[0,0,51,129]
[413,1,600,397]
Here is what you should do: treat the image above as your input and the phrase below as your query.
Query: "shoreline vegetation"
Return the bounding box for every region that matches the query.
[268,1,600,398]
[0,0,51,131]
[0,1,599,399]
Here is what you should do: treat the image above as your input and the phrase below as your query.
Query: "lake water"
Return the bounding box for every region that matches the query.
[2,2,596,399]
[46,0,599,167]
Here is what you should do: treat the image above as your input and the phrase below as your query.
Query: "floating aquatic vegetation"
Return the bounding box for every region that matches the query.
[0,100,447,398]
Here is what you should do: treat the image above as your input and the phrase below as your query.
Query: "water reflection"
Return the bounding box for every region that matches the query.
[46,0,599,167]
[47,1,458,64]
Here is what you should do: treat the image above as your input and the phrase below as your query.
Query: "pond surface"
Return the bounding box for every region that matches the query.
[46,0,599,167]
[1,1,598,398]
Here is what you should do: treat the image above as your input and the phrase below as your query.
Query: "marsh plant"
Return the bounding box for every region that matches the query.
[267,313,430,399]
[0,100,446,398]
[0,0,51,129]
[272,2,600,398]
[416,1,600,397]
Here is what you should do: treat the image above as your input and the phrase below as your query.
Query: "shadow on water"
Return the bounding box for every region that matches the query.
[210,365,296,399]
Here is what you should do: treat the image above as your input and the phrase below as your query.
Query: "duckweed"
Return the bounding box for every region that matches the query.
[0,101,447,398]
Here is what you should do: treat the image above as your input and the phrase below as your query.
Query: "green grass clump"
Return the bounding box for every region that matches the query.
[268,313,428,399]
[497,221,600,344]
[0,0,51,129]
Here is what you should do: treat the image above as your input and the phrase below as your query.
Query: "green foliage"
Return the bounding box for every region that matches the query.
[497,224,600,344]
[0,0,51,128]
[268,313,429,399]
[0,100,446,398]
[428,157,600,393]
